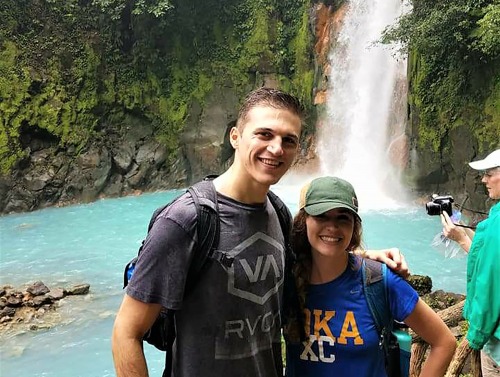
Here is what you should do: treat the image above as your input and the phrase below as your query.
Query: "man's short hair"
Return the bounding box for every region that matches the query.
[236,87,305,130]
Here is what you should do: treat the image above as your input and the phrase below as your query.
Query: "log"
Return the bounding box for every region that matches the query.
[410,342,428,377]
[471,349,482,377]
[445,338,472,377]
[411,300,465,342]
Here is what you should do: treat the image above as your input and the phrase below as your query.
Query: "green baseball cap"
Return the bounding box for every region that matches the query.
[299,176,360,220]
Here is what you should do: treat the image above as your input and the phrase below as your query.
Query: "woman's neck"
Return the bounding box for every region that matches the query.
[309,252,349,284]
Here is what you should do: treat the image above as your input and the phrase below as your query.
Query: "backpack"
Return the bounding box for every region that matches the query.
[362,259,411,377]
[123,176,298,377]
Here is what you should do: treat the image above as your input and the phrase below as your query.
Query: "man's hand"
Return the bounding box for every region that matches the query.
[361,248,409,278]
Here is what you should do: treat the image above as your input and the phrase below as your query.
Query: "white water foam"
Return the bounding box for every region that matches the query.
[316,0,408,210]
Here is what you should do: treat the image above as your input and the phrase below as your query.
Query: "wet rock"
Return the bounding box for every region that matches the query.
[66,284,90,295]
[32,295,52,307]
[26,281,50,296]
[0,307,16,317]
[47,288,65,300]
[6,296,23,307]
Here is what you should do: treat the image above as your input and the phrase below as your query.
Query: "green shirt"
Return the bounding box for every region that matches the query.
[463,201,500,363]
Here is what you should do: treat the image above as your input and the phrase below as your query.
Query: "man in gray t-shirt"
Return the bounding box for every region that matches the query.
[128,192,287,376]
[112,88,304,377]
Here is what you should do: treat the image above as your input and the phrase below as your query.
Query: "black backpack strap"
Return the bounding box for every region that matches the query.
[184,178,221,293]
[267,190,306,341]
[162,178,220,377]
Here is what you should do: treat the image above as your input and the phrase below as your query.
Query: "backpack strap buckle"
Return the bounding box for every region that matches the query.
[211,250,234,267]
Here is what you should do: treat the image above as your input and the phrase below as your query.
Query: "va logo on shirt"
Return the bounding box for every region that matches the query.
[224,232,284,305]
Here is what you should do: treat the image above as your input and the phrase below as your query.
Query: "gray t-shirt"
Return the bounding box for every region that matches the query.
[127,191,286,377]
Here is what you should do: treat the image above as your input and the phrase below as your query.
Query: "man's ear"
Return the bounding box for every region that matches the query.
[229,127,239,148]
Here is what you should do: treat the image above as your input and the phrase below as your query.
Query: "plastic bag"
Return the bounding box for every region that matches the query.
[431,210,468,259]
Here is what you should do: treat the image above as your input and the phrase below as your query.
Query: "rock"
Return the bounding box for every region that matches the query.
[424,289,466,311]
[6,296,23,307]
[47,288,65,300]
[0,307,16,317]
[26,281,50,296]
[66,284,90,295]
[0,316,13,324]
[31,295,53,308]
[113,144,134,173]
[407,274,432,296]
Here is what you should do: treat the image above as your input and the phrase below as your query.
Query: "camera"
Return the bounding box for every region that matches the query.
[425,194,454,216]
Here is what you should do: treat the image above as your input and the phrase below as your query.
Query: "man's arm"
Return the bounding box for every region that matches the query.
[112,295,162,377]
[355,247,409,278]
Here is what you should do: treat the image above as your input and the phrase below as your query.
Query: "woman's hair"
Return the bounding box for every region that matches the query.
[284,208,363,342]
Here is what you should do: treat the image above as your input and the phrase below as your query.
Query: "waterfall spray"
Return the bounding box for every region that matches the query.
[318,0,408,210]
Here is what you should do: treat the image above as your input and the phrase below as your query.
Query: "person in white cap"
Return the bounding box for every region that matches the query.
[441,149,500,374]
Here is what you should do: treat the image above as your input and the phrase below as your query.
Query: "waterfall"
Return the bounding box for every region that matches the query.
[316,0,408,210]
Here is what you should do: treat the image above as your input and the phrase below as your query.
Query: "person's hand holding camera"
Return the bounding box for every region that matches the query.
[440,211,472,253]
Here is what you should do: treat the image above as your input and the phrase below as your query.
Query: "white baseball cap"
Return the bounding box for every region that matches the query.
[468,149,500,170]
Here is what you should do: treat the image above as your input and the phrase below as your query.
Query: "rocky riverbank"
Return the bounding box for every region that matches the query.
[0,281,90,337]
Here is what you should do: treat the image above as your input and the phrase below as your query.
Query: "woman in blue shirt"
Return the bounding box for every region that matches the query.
[285,176,456,376]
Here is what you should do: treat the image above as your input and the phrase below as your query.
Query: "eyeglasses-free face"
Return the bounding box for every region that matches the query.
[480,166,500,200]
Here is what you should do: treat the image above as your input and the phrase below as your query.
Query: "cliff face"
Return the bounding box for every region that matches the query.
[0,82,262,213]
[1,0,497,214]
[0,0,314,214]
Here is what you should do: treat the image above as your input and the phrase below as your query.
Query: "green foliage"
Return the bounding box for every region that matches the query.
[92,0,173,19]
[0,42,30,173]
[473,3,500,56]
[238,6,273,73]
[0,0,315,172]
[382,0,500,152]
[476,77,500,149]
[289,2,314,109]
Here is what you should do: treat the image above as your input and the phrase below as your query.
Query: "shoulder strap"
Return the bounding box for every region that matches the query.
[267,190,306,341]
[362,258,392,334]
[183,177,220,295]
[163,177,220,377]
[267,190,292,246]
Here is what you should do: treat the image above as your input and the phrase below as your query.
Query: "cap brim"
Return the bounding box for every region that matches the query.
[468,160,499,170]
[304,201,361,220]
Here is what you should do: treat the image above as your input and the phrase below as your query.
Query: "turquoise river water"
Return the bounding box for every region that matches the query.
[0,186,467,376]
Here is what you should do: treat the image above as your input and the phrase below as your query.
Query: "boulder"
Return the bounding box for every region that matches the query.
[26,281,50,296]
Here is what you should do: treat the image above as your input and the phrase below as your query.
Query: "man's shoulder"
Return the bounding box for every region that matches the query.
[154,191,199,228]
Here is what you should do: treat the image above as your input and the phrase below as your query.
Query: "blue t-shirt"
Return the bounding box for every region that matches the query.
[286,265,418,377]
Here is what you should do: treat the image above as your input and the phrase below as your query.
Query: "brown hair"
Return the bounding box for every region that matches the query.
[236,87,305,130]
[284,209,363,342]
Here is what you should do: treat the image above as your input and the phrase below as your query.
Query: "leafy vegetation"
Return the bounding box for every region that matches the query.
[0,0,314,173]
[382,0,500,153]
